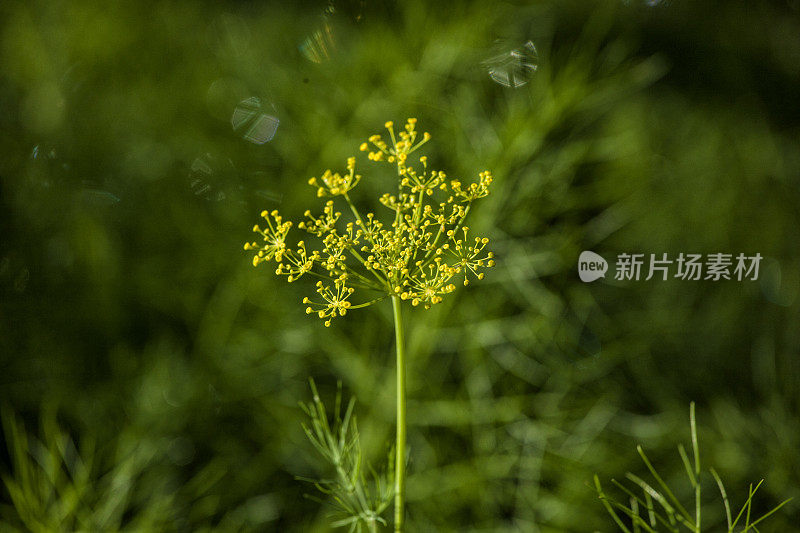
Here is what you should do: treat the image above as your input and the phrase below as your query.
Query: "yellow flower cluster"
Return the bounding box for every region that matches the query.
[307,157,361,197]
[246,119,495,326]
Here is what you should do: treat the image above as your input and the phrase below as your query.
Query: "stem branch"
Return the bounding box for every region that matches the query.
[391,296,406,532]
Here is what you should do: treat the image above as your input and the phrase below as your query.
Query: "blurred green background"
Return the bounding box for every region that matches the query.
[1,0,799,531]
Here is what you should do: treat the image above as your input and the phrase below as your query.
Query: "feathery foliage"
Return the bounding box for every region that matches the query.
[596,403,792,532]
[298,380,394,532]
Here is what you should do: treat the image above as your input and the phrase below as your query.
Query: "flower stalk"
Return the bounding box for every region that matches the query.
[391,296,406,532]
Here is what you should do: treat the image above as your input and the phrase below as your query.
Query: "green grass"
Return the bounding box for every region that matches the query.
[595,403,792,532]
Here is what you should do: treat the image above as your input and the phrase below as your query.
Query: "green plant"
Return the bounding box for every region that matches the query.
[298,379,394,533]
[1,407,186,532]
[245,119,495,531]
[0,407,155,532]
[0,405,303,532]
[595,403,791,532]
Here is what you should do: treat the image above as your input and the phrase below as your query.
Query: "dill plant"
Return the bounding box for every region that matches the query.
[297,379,394,533]
[595,403,791,532]
[245,119,494,531]
[0,408,221,532]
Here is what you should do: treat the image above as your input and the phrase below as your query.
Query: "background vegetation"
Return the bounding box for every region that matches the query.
[1,0,798,531]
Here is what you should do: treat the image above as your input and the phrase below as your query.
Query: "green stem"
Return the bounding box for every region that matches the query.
[690,402,700,532]
[303,269,378,290]
[414,202,471,275]
[348,295,388,309]
[342,193,389,288]
[391,296,406,532]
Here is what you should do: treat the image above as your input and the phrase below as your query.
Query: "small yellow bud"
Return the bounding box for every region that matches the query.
[385,121,394,129]
[359,143,368,151]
